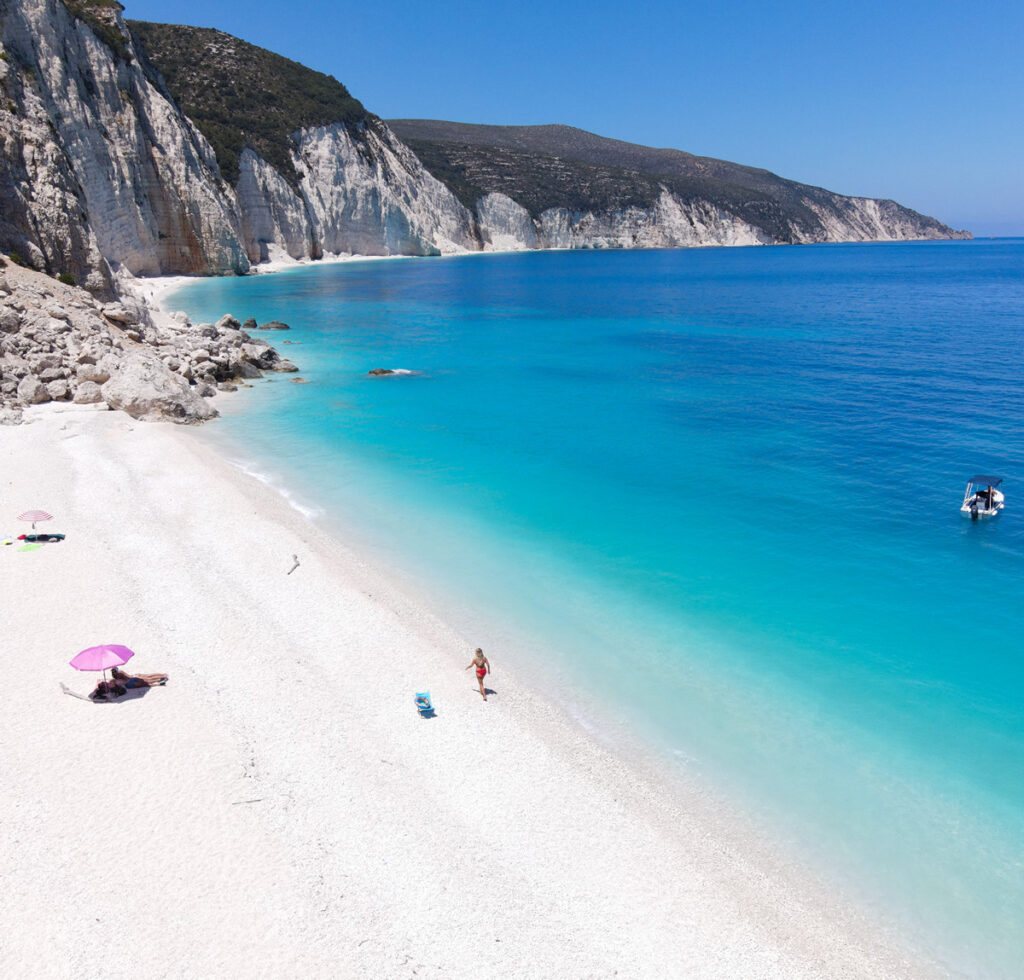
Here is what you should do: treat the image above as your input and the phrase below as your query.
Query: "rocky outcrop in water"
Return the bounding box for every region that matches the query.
[0,260,294,423]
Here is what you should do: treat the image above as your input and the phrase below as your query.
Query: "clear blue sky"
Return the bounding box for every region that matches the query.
[124,0,1023,235]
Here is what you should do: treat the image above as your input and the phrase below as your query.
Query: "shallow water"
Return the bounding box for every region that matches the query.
[172,241,1024,976]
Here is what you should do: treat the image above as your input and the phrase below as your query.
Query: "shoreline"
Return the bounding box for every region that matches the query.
[156,256,942,976]
[2,397,939,976]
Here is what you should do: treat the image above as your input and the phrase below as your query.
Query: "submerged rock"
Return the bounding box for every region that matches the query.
[368,368,396,376]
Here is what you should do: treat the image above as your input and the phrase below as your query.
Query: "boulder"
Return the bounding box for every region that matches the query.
[0,308,20,333]
[73,380,103,404]
[240,343,277,370]
[368,368,396,376]
[242,318,257,331]
[77,362,111,384]
[102,303,137,325]
[0,406,23,425]
[260,320,290,330]
[46,379,70,401]
[17,375,50,404]
[39,367,66,382]
[270,359,298,373]
[229,356,262,379]
[101,353,217,423]
[216,314,241,330]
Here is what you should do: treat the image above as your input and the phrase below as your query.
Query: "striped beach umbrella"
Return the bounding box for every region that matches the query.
[18,509,53,530]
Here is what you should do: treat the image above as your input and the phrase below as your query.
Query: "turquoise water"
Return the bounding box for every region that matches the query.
[172,241,1024,976]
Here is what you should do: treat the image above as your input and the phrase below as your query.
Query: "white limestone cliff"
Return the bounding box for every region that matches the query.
[289,122,478,258]
[0,0,248,289]
[477,188,773,251]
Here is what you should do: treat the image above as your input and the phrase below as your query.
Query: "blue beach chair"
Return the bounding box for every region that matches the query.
[414,691,435,718]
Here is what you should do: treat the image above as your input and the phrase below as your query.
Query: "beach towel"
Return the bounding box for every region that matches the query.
[19,543,43,552]
[60,683,96,701]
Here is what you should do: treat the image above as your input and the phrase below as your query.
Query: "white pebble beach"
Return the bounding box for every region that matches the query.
[1,403,937,979]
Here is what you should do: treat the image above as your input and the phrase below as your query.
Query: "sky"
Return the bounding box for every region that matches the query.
[123,0,1023,236]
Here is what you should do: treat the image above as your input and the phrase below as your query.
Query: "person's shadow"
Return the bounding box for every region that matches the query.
[61,683,153,703]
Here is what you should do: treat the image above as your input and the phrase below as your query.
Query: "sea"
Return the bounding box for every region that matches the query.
[170,239,1024,977]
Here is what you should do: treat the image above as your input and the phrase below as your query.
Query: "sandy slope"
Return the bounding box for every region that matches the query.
[0,404,935,979]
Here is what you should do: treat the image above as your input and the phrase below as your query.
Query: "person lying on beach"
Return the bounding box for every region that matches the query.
[465,648,490,701]
[111,666,168,689]
[89,680,126,700]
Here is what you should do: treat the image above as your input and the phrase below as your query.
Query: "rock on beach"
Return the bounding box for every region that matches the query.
[0,261,299,423]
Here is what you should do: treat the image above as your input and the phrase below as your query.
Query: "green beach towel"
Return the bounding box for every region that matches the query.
[19,543,43,552]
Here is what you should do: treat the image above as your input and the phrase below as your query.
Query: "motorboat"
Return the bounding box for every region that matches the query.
[961,476,1004,520]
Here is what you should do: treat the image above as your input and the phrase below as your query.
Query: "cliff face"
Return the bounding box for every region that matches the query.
[391,121,972,250]
[0,0,248,292]
[130,21,478,263]
[274,120,477,259]
[0,3,476,294]
[476,190,772,250]
[234,122,480,262]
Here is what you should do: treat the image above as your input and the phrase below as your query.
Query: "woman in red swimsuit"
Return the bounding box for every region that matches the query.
[465,648,490,701]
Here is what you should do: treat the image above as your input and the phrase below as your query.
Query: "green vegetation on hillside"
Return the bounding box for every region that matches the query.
[62,1,132,62]
[403,137,816,239]
[128,21,368,187]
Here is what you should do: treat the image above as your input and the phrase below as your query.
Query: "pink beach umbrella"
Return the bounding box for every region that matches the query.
[70,644,135,680]
[19,510,53,530]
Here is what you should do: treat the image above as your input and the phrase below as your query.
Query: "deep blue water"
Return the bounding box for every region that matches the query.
[172,240,1024,976]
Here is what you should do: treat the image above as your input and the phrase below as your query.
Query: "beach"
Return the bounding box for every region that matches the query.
[1,402,936,979]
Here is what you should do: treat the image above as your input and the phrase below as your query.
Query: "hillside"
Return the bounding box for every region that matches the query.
[388,120,969,244]
[129,21,369,187]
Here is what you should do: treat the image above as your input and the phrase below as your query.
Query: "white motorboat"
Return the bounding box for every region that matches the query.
[961,476,1004,519]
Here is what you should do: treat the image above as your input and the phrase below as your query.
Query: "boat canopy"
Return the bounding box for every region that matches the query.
[967,475,1003,487]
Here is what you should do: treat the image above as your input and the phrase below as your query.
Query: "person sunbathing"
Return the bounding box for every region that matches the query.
[88,680,125,700]
[111,666,168,688]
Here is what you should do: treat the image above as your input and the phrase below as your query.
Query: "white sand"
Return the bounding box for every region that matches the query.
[1,404,937,979]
